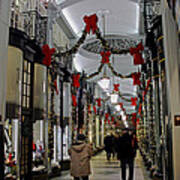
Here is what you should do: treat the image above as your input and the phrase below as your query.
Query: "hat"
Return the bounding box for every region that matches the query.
[77,134,86,141]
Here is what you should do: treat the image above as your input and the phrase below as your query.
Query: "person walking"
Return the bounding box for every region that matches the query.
[104,133,113,161]
[117,128,137,180]
[68,134,92,180]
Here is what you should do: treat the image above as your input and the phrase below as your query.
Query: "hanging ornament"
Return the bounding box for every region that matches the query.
[42,44,55,66]
[138,103,142,114]
[131,97,137,106]
[101,51,111,64]
[72,74,80,88]
[111,116,115,123]
[54,80,59,95]
[93,106,97,114]
[83,14,98,34]
[72,95,77,107]
[130,42,144,65]
[96,98,102,107]
[114,84,120,92]
[132,72,141,85]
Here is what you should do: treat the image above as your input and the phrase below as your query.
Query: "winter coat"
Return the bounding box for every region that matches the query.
[104,135,114,153]
[68,142,92,177]
[117,133,137,160]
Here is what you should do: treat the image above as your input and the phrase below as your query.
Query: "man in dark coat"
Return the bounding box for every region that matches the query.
[104,133,114,161]
[117,128,138,180]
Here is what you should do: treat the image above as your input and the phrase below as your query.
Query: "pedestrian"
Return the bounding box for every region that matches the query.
[104,132,113,161]
[68,134,92,180]
[117,128,137,180]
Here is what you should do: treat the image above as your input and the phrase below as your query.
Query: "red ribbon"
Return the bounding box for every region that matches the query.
[105,113,109,121]
[96,98,101,107]
[101,51,111,64]
[72,74,80,88]
[83,14,98,34]
[42,44,55,67]
[131,97,137,106]
[8,153,12,161]
[72,95,77,107]
[111,116,115,123]
[54,80,59,95]
[130,42,144,65]
[114,84,120,92]
[93,106,97,114]
[132,72,141,85]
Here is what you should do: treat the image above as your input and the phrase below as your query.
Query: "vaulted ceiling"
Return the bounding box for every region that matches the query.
[58,0,143,115]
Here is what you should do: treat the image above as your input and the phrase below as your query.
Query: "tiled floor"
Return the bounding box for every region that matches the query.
[53,151,149,180]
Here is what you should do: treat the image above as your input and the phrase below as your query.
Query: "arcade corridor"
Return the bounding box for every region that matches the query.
[1,0,180,180]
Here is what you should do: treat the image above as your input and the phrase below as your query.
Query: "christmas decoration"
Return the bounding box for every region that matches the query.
[132,72,141,85]
[72,74,80,88]
[96,98,102,107]
[93,106,97,114]
[42,44,55,66]
[131,97,138,106]
[83,14,98,34]
[101,51,111,64]
[130,42,144,65]
[114,84,120,92]
[72,95,77,107]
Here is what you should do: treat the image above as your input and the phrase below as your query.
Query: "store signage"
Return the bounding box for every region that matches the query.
[174,115,180,126]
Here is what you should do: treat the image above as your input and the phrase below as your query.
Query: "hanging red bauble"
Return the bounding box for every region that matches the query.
[96,98,101,107]
[42,44,55,67]
[72,95,77,107]
[131,72,141,85]
[83,14,98,34]
[114,84,120,92]
[101,51,111,64]
[72,74,80,88]
[130,42,144,65]
[131,97,137,106]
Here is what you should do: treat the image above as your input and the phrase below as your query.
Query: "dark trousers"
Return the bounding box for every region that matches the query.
[120,158,134,180]
[74,176,89,180]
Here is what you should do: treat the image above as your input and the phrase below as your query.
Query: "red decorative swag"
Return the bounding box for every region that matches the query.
[83,14,98,34]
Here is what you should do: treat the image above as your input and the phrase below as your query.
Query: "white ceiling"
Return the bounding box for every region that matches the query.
[59,0,141,113]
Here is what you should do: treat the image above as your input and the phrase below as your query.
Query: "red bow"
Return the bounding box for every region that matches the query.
[96,98,101,107]
[72,95,77,107]
[132,72,141,85]
[83,14,98,34]
[72,74,80,88]
[131,97,137,106]
[138,103,142,114]
[119,103,123,108]
[42,44,55,66]
[54,80,59,95]
[130,42,144,65]
[101,51,111,64]
[114,84,120,92]
[111,116,115,123]
[93,106,97,114]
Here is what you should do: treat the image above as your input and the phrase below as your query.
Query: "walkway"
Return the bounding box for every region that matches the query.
[53,151,149,180]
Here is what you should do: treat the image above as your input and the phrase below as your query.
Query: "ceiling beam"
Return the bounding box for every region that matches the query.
[60,0,85,9]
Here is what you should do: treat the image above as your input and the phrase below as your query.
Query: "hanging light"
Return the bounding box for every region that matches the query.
[97,77,110,91]
[111,93,118,104]
[115,105,121,111]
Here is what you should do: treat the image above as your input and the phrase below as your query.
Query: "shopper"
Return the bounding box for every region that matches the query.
[104,132,114,161]
[117,128,137,180]
[68,134,92,180]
